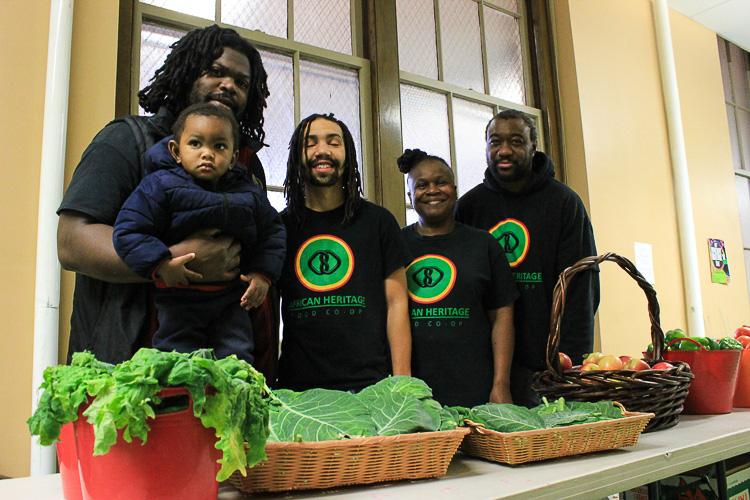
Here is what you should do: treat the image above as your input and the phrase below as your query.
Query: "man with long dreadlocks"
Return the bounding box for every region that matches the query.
[275,114,412,391]
[57,25,279,375]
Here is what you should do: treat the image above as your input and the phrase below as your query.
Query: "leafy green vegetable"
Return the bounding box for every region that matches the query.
[27,354,113,446]
[445,405,472,424]
[428,399,463,431]
[470,404,546,432]
[28,348,269,482]
[267,376,457,443]
[565,400,626,422]
[465,398,626,433]
[356,376,442,436]
[267,389,376,442]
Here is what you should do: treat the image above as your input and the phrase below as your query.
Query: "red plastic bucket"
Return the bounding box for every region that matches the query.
[74,387,220,500]
[734,349,750,407]
[57,421,83,500]
[663,338,742,414]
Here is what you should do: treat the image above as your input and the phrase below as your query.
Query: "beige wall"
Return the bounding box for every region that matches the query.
[0,0,119,478]
[0,0,50,479]
[555,0,750,359]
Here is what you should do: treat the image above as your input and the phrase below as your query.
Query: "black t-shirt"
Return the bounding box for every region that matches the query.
[58,115,167,363]
[402,223,519,407]
[277,201,411,391]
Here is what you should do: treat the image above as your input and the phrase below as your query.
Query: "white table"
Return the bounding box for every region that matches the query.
[2,409,748,500]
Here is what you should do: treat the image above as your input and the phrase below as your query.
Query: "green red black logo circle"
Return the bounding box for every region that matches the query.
[295,235,354,291]
[405,254,456,304]
[489,218,529,267]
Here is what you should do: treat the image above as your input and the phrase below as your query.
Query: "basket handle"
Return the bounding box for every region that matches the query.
[462,419,490,435]
[664,337,706,351]
[545,253,664,376]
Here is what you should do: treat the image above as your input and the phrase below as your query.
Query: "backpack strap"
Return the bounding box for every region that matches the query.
[108,115,159,178]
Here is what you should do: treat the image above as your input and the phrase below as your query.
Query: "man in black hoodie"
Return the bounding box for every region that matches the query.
[454,109,599,407]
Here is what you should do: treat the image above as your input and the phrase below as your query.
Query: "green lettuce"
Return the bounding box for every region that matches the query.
[28,348,269,482]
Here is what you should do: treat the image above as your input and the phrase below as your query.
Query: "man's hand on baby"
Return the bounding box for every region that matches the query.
[155,253,203,287]
[240,273,270,310]
[170,228,241,282]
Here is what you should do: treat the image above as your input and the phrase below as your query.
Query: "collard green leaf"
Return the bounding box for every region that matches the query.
[268,388,377,442]
[435,404,462,431]
[469,399,626,433]
[535,396,570,416]
[540,409,591,427]
[445,405,472,425]
[356,376,441,436]
[470,404,546,432]
[565,401,625,422]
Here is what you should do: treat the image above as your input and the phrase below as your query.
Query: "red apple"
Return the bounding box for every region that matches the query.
[737,335,750,349]
[652,361,674,370]
[623,357,650,371]
[580,362,600,371]
[619,355,633,365]
[559,352,573,371]
[735,326,750,339]
[597,354,624,370]
[583,352,603,365]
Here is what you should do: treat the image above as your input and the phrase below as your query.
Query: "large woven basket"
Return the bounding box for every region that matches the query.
[460,403,653,465]
[229,427,469,493]
[531,253,694,432]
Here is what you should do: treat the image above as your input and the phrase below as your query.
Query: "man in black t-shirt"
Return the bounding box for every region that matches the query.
[276,114,412,391]
[57,25,279,372]
[455,109,599,407]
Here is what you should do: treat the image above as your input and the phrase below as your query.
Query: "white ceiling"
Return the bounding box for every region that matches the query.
[667,0,750,52]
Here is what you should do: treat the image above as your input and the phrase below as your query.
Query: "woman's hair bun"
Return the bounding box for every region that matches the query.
[397,148,428,174]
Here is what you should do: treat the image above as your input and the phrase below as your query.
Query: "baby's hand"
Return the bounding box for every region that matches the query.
[155,253,203,286]
[240,273,270,310]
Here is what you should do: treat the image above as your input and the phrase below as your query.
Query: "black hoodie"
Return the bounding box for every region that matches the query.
[455,151,600,373]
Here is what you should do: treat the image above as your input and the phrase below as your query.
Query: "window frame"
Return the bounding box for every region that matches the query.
[121,1,374,200]
[392,0,546,221]
[718,36,750,299]
[116,0,560,218]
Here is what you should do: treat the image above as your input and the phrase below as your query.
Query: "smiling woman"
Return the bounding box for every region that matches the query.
[399,149,457,237]
[398,149,520,408]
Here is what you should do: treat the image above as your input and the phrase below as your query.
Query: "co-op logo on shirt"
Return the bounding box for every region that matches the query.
[405,254,456,304]
[489,218,529,267]
[295,235,354,292]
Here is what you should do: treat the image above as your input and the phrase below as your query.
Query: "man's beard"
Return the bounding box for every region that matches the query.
[488,158,531,184]
[305,160,343,187]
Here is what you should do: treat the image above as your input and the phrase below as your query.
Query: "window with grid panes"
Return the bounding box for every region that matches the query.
[718,37,750,300]
[396,0,542,224]
[136,0,369,213]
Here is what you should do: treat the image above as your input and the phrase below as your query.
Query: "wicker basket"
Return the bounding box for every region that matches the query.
[229,427,469,493]
[531,253,694,432]
[460,403,653,465]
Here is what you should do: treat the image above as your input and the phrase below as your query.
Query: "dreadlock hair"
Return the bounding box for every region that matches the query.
[172,103,240,151]
[284,113,363,228]
[486,108,538,143]
[138,24,269,146]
